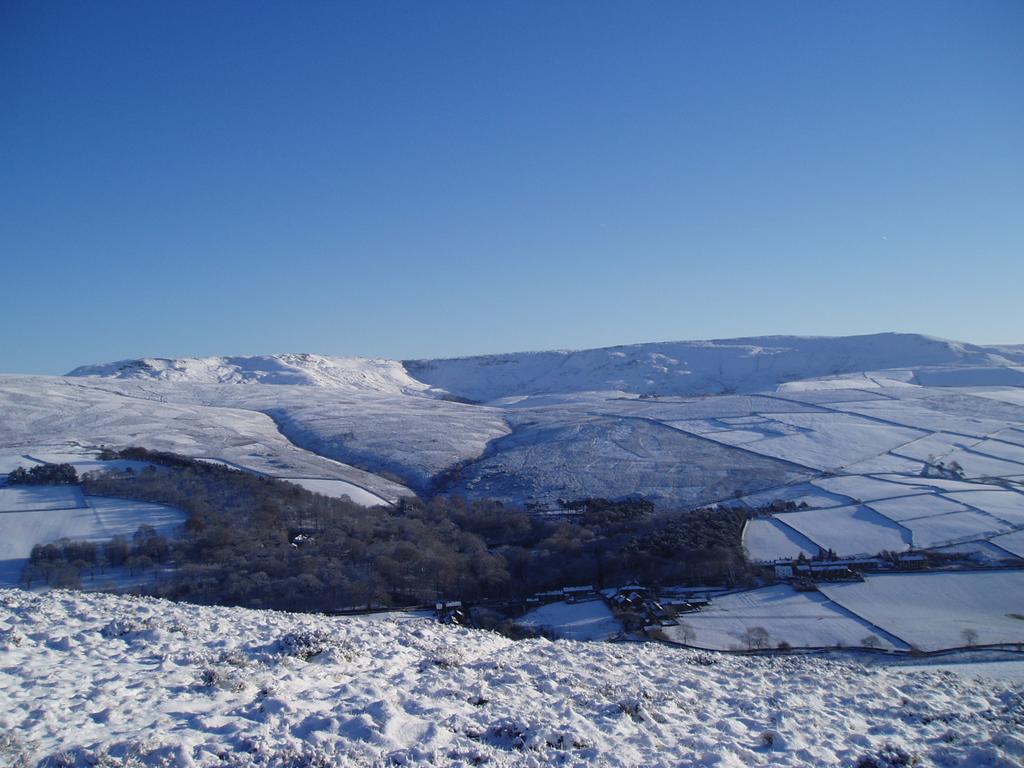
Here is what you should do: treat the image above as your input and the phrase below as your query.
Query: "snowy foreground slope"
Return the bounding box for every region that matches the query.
[2,590,1023,768]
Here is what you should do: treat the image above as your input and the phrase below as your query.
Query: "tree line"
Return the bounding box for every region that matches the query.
[7,463,78,485]
[22,524,171,589]
[40,447,752,611]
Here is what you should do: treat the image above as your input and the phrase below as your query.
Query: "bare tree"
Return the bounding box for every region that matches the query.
[742,626,770,651]
[676,621,695,646]
[962,628,979,647]
[861,634,881,649]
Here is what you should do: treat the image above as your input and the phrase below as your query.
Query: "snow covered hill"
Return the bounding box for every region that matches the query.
[69,333,1024,401]
[0,376,415,502]
[405,333,1024,401]
[7,332,1022,510]
[2,588,1021,767]
[69,353,442,397]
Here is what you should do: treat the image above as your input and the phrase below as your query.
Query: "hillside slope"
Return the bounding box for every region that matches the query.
[69,353,441,396]
[68,333,1024,401]
[2,588,1021,767]
[405,333,1024,401]
[33,333,1024,509]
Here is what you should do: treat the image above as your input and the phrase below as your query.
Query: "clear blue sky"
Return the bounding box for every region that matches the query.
[2,1,1022,374]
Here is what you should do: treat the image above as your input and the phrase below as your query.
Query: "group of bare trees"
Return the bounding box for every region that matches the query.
[69,448,754,611]
[22,524,171,588]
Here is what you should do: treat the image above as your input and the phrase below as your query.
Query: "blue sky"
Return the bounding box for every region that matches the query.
[2,1,1022,373]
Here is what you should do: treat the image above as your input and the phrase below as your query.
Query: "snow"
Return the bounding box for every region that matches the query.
[514,600,621,640]
[744,481,1024,562]
[915,365,1024,388]
[735,481,853,509]
[69,353,442,396]
[831,399,1020,438]
[989,529,1024,559]
[969,437,1024,465]
[661,585,907,651]
[0,493,185,586]
[3,588,1021,767]
[900,511,1012,548]
[940,450,1024,480]
[0,376,414,502]
[866,493,971,522]
[777,372,917,391]
[775,506,912,557]
[0,485,84,513]
[260,390,511,492]
[0,454,40,476]
[970,389,1024,407]
[83,495,186,539]
[837,452,927,475]
[890,658,1024,682]
[3,333,1024,510]
[935,540,1023,563]
[677,411,926,472]
[444,414,807,508]
[406,333,1024,401]
[885,431,976,462]
[25,452,155,477]
[742,518,822,562]
[871,474,1009,493]
[811,475,924,503]
[819,571,1024,651]
[893,434,1024,480]
[283,478,391,507]
[945,490,1024,526]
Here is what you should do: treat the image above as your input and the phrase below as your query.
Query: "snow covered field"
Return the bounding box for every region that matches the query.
[947,490,1024,526]
[2,589,1022,767]
[810,475,922,502]
[675,411,926,472]
[0,487,185,586]
[662,585,907,651]
[660,571,1024,654]
[900,511,1011,549]
[867,494,971,522]
[283,478,390,507]
[514,600,621,641]
[773,506,912,557]
[819,571,1024,652]
[741,518,820,561]
[0,485,84,513]
[991,530,1024,559]
[0,454,40,477]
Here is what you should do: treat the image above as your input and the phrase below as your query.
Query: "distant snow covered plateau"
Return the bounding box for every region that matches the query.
[6,332,1024,570]
[0,332,1021,514]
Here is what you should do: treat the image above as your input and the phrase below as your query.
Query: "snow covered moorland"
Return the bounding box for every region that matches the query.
[0,332,1018,514]
[2,588,1023,768]
[3,333,1024,607]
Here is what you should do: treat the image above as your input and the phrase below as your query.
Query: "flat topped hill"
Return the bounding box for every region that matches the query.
[67,332,1024,400]
[68,353,439,396]
[9,331,1021,510]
